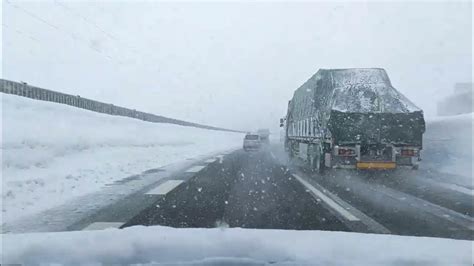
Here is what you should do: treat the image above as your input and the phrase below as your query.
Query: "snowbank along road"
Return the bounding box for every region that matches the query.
[1,93,243,224]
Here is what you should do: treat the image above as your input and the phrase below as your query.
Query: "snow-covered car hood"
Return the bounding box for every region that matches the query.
[1,226,470,265]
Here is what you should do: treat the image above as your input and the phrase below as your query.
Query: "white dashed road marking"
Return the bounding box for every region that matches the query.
[205,159,216,163]
[146,180,184,195]
[293,174,360,221]
[185,165,206,173]
[270,152,276,159]
[436,181,473,196]
[82,222,124,231]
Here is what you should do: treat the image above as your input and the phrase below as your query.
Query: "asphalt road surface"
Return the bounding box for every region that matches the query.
[101,145,470,240]
[34,144,472,241]
[123,147,346,231]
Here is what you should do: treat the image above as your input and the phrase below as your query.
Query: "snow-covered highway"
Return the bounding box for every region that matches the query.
[1,94,472,265]
[2,145,472,265]
[4,143,472,240]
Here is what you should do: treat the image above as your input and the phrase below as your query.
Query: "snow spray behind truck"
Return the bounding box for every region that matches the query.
[280,68,425,171]
[257,129,271,144]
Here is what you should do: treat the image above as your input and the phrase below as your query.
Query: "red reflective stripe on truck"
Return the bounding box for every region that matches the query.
[401,149,415,156]
[338,148,356,156]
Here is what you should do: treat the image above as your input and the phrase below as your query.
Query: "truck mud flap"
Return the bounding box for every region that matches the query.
[324,153,331,168]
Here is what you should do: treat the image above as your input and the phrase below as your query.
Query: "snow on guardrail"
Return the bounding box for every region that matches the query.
[0,79,244,133]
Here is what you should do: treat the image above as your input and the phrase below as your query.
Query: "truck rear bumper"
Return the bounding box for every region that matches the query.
[332,161,418,170]
[356,162,396,170]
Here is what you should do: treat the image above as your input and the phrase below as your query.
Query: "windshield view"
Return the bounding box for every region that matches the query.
[1,1,472,265]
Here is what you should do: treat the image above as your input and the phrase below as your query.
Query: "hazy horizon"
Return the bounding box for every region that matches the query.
[2,1,472,131]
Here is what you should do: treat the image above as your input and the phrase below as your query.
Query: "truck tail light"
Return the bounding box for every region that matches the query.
[338,148,356,156]
[401,149,416,156]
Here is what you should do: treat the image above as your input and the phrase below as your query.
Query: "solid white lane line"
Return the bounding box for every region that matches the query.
[185,165,206,173]
[293,174,360,221]
[146,180,184,195]
[216,155,224,163]
[270,152,276,159]
[369,184,474,230]
[82,222,124,231]
[436,182,473,196]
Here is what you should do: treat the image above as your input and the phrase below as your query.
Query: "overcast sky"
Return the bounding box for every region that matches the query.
[2,1,472,131]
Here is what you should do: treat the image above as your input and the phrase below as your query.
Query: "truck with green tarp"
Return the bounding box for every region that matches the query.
[280,68,425,171]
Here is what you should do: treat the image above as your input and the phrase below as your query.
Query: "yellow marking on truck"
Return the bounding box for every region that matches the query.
[357,162,396,169]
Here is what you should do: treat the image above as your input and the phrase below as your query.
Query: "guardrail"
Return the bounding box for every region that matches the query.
[0,79,243,133]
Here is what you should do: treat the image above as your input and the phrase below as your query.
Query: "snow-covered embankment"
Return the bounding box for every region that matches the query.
[0,94,242,222]
[422,113,473,186]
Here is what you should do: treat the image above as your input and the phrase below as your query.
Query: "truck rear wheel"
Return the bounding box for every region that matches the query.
[317,153,325,173]
[288,146,294,159]
[310,150,325,174]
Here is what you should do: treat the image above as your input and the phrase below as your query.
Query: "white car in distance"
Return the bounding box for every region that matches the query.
[243,133,261,151]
